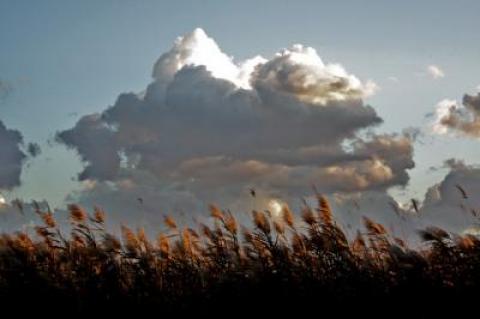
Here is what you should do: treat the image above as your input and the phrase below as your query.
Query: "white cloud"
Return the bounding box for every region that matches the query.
[432,99,458,135]
[427,65,445,79]
[152,28,266,90]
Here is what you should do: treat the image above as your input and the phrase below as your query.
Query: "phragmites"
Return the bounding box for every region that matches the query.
[352,231,366,255]
[302,206,316,226]
[14,232,34,251]
[273,220,285,235]
[137,227,152,252]
[122,225,139,254]
[253,210,270,234]
[224,213,238,235]
[291,233,306,254]
[209,204,224,221]
[34,226,55,248]
[72,233,86,247]
[210,205,237,235]
[35,226,50,239]
[282,205,294,228]
[458,235,477,250]
[69,204,87,223]
[164,215,178,230]
[1,197,480,313]
[92,207,105,224]
[103,233,121,252]
[182,228,192,254]
[419,227,450,242]
[41,212,56,228]
[157,234,170,258]
[363,217,387,236]
[317,194,333,225]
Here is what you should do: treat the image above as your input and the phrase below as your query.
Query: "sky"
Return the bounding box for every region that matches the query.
[1,0,480,235]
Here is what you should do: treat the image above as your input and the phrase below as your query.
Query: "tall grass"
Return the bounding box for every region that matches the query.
[0,194,479,315]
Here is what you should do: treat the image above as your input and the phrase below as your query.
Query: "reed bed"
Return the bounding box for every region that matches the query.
[0,195,479,316]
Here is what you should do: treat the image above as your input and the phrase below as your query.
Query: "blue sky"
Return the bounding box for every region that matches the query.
[1,0,480,211]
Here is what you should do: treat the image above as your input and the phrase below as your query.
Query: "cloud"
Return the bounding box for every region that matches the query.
[251,44,378,104]
[57,114,120,180]
[433,92,480,138]
[418,159,480,233]
[151,28,266,90]
[27,143,41,157]
[326,158,480,241]
[327,191,418,240]
[57,28,414,224]
[0,120,28,189]
[427,65,445,79]
[64,173,203,232]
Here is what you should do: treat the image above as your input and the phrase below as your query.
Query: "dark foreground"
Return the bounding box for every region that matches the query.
[0,198,479,317]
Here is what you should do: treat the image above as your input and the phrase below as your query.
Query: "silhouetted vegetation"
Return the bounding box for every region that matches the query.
[0,195,479,316]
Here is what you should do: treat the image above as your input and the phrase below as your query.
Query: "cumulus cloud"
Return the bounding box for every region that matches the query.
[433,93,480,138]
[427,65,445,79]
[57,28,414,223]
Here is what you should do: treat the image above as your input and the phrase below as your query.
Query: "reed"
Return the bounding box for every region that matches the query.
[0,196,479,315]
